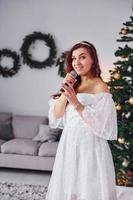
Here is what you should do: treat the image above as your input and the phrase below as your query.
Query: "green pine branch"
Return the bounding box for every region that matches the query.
[115,45,133,57]
[117,36,133,42]
[123,16,133,27]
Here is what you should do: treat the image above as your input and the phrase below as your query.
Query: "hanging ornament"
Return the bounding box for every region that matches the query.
[128,97,133,105]
[121,55,128,59]
[125,57,129,61]
[118,138,125,144]
[59,58,64,62]
[127,170,133,177]
[117,175,128,186]
[103,77,110,83]
[128,66,132,72]
[119,27,129,35]
[113,72,121,80]
[122,159,129,167]
[108,86,111,90]
[125,112,131,119]
[116,103,122,111]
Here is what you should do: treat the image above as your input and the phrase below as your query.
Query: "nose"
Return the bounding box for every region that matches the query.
[74,58,80,66]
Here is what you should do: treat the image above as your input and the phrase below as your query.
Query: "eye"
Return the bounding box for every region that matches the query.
[72,57,76,61]
[80,55,86,59]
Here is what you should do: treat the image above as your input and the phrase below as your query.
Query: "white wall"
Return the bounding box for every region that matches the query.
[0,0,131,116]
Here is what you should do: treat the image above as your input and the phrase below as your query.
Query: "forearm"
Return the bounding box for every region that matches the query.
[74,102,84,115]
[53,94,68,118]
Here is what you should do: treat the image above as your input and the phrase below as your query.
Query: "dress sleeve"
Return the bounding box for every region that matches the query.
[81,93,118,140]
[48,97,65,129]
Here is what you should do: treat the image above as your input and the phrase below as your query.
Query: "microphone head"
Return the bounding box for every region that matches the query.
[70,70,77,78]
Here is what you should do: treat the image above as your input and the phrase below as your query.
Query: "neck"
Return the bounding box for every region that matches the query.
[80,74,94,83]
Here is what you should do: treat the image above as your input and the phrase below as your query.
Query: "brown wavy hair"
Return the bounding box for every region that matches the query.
[64,41,102,93]
[53,41,102,98]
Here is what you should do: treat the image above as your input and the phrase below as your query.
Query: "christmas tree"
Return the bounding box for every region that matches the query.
[108,16,133,187]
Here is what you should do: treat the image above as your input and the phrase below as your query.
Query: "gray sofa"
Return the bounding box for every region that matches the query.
[0,112,62,171]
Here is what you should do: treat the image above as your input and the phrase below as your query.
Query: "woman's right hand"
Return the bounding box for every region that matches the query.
[62,73,76,88]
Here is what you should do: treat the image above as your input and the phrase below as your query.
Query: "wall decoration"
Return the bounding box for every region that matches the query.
[20,32,57,69]
[0,49,20,78]
[56,51,68,77]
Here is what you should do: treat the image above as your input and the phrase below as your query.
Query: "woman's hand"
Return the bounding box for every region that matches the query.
[61,73,77,103]
[61,80,84,112]
[61,73,84,112]
[61,81,77,104]
[62,73,76,86]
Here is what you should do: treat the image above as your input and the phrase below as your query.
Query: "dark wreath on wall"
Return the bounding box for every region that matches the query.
[0,49,20,78]
[20,32,57,69]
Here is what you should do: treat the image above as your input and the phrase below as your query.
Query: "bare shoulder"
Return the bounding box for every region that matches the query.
[93,78,110,94]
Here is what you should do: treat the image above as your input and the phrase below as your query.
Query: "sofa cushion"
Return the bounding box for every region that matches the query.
[1,138,40,156]
[38,142,58,157]
[0,112,12,124]
[0,139,5,152]
[0,123,13,141]
[0,139,5,145]
[49,127,62,141]
[32,124,61,143]
[12,114,48,139]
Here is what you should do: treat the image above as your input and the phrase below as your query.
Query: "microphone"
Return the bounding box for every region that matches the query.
[60,70,77,92]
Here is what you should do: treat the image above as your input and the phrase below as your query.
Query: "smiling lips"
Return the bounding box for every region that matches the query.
[75,66,84,71]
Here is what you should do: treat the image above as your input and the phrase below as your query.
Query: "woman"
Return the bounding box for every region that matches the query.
[46,41,118,200]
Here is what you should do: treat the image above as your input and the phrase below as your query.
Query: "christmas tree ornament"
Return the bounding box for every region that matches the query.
[116,104,122,111]
[119,27,129,35]
[103,77,110,83]
[125,57,129,61]
[128,97,133,105]
[113,72,121,80]
[127,170,133,177]
[121,55,128,59]
[117,175,128,186]
[59,57,64,62]
[128,66,132,72]
[122,159,129,167]
[125,112,131,118]
[118,138,125,144]
[127,169,133,186]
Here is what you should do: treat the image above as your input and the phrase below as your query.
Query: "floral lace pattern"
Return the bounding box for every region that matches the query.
[46,93,118,200]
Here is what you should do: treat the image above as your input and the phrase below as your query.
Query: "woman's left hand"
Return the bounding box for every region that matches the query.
[61,82,80,107]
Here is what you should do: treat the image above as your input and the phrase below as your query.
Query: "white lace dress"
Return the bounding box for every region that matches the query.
[45,92,118,200]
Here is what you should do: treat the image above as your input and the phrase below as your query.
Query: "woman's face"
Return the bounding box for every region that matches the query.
[71,47,93,76]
